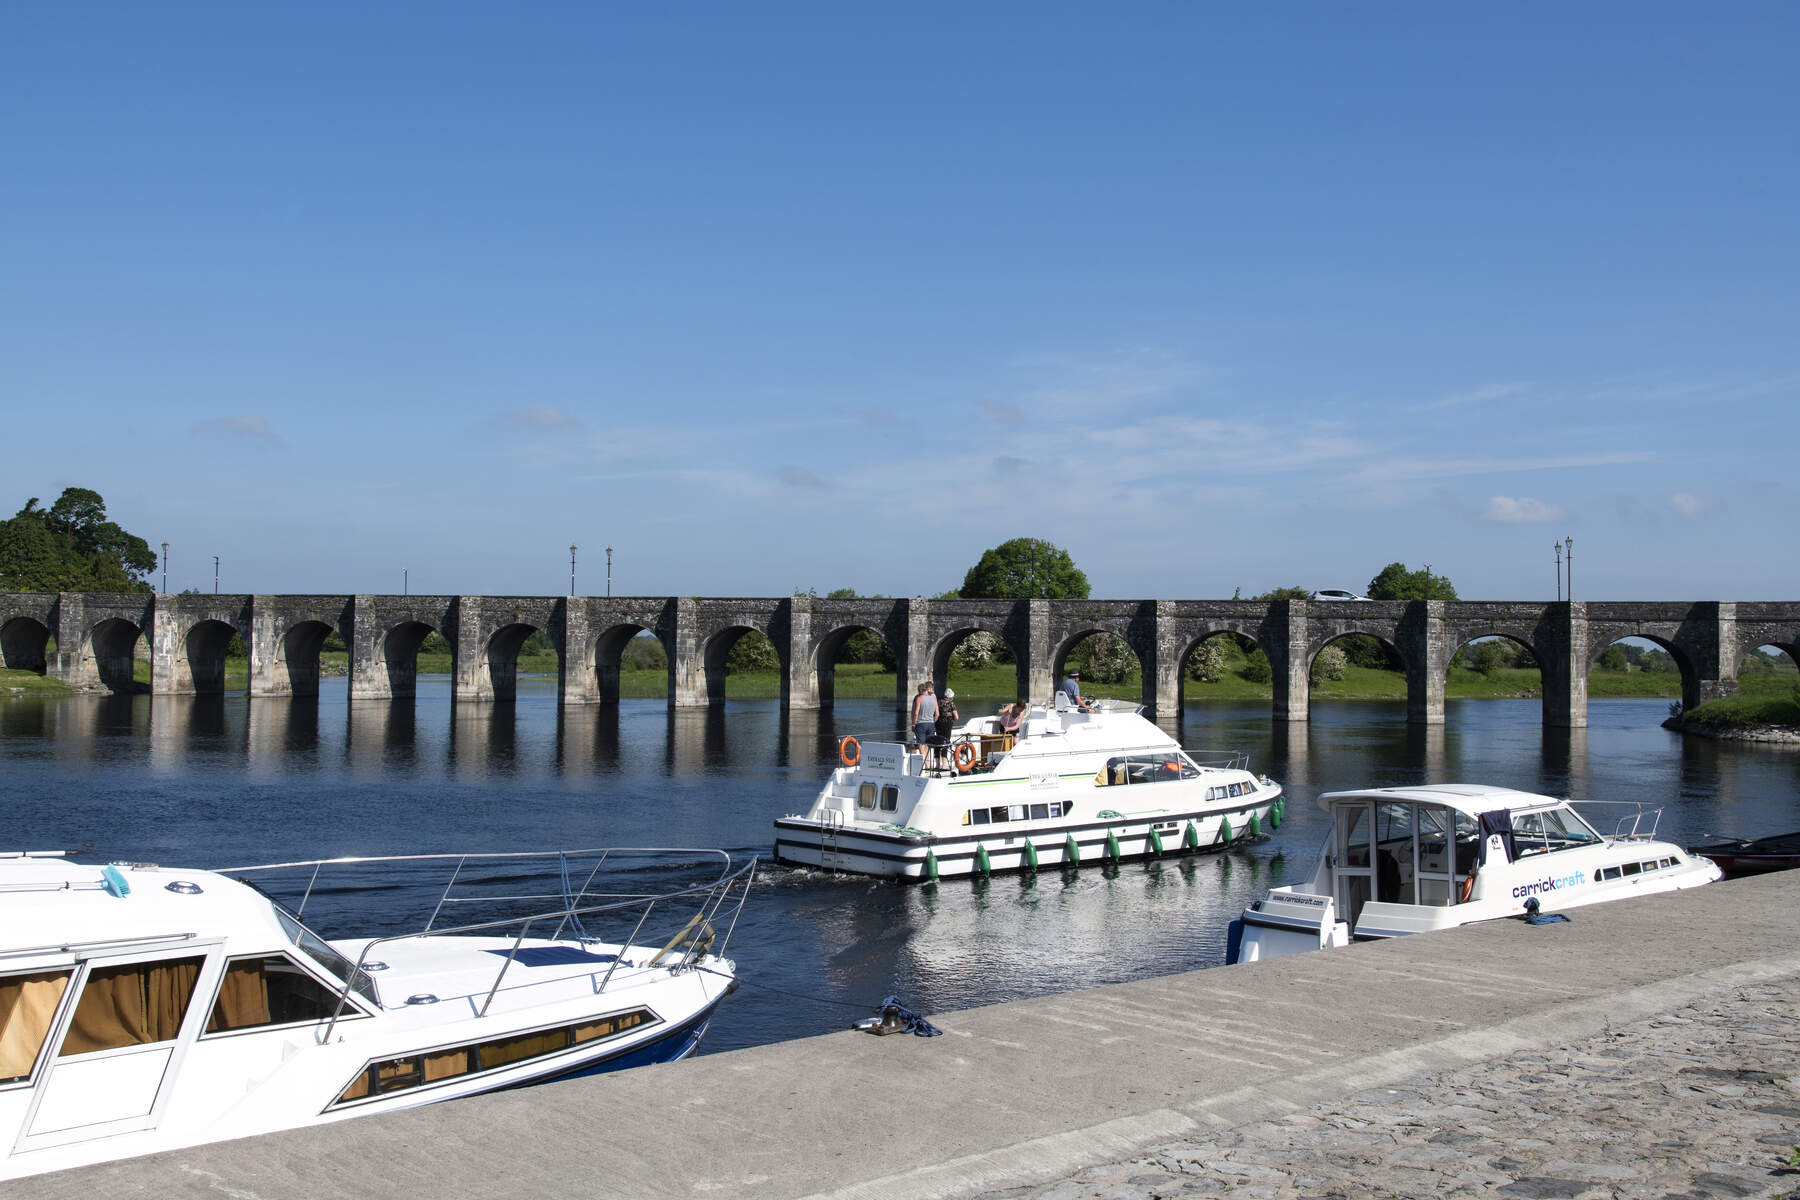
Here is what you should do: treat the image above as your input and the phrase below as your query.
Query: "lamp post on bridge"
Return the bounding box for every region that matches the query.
[213,556,219,595]
[1555,541,1563,601]
[1565,536,1573,601]
[606,546,612,597]
[161,541,168,594]
[570,544,578,597]
[403,568,408,596]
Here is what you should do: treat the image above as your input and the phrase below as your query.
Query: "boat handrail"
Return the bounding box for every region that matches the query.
[314,856,757,1041]
[1570,800,1664,841]
[219,850,754,1042]
[0,931,200,962]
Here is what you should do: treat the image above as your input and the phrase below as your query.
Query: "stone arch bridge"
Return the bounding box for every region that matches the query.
[2,593,1794,728]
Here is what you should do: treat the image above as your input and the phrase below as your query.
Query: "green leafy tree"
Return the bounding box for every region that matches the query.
[1471,642,1510,676]
[1186,638,1227,683]
[1240,647,1273,684]
[0,488,156,592]
[1312,644,1348,682]
[1366,562,1459,602]
[959,538,1089,600]
[1255,586,1311,601]
[1597,645,1629,672]
[725,630,779,673]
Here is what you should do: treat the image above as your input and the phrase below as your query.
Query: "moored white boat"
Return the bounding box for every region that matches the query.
[774,696,1282,880]
[1229,784,1721,963]
[0,847,754,1181]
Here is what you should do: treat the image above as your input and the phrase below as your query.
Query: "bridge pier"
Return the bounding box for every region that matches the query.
[667,597,705,708]
[1270,600,1309,722]
[778,597,817,712]
[1143,601,1183,718]
[1694,601,1739,707]
[1400,600,1449,726]
[1537,602,1589,728]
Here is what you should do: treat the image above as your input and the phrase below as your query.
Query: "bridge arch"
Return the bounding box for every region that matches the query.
[177,618,241,694]
[1048,625,1145,698]
[1,616,51,673]
[84,617,144,693]
[270,619,338,696]
[583,621,666,705]
[929,623,1026,701]
[471,621,543,702]
[808,621,895,708]
[1588,633,1700,712]
[374,619,444,699]
[700,623,783,706]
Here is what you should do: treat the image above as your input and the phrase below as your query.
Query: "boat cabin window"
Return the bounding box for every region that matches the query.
[0,969,72,1085]
[965,802,1065,825]
[858,783,877,809]
[332,1006,658,1108]
[1511,807,1602,858]
[881,786,899,812]
[60,955,205,1056]
[205,955,349,1034]
[1095,755,1197,786]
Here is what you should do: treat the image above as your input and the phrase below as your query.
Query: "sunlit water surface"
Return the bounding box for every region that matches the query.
[3,680,1796,1053]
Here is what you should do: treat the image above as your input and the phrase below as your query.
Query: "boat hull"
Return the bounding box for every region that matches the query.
[774,798,1277,879]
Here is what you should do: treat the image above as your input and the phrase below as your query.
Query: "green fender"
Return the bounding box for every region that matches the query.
[1217,817,1234,846]
[1148,827,1165,857]
[1065,833,1080,865]
[1269,800,1283,830]
[1246,811,1261,838]
[1183,820,1201,850]
[1024,841,1039,872]
[925,849,939,881]
[1105,830,1121,862]
[975,844,991,875]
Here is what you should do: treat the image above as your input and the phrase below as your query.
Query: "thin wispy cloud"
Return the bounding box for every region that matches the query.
[506,405,583,431]
[194,414,277,441]
[1481,495,1562,524]
[1412,383,1529,413]
[1669,492,1717,517]
[776,466,829,490]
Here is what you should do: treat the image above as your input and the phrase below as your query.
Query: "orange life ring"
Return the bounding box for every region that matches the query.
[840,736,861,767]
[1458,871,1476,903]
[952,742,977,772]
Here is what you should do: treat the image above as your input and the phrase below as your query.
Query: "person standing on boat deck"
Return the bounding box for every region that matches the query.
[935,687,958,749]
[1058,670,1091,711]
[912,682,938,766]
[998,701,1026,733]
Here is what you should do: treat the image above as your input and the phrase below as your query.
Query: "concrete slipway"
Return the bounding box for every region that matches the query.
[16,869,1800,1200]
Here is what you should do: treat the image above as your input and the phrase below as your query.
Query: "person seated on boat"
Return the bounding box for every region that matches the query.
[911,681,939,767]
[1057,670,1093,712]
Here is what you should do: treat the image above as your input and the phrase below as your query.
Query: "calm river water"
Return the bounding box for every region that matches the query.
[3,680,1796,1054]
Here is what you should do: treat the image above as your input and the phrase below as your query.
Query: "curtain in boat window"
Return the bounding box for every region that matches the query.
[61,957,204,1055]
[0,971,72,1081]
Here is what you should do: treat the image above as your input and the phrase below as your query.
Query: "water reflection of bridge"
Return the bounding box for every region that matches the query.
[3,592,1795,728]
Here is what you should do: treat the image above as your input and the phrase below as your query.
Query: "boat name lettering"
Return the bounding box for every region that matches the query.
[1511,871,1587,900]
[1029,772,1058,790]
[1283,893,1328,907]
[862,749,903,773]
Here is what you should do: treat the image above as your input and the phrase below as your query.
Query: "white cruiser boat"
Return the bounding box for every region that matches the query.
[774,696,1282,880]
[0,847,755,1181]
[1229,784,1721,963]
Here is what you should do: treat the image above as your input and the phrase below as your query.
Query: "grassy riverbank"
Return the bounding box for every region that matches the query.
[1671,687,1800,733]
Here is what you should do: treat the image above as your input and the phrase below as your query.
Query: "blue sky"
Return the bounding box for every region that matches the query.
[4,4,1795,600]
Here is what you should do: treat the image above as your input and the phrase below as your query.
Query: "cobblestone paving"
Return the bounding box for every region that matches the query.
[983,976,1800,1200]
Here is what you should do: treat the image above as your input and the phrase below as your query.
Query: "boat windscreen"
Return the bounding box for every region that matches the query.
[273,905,378,1006]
